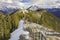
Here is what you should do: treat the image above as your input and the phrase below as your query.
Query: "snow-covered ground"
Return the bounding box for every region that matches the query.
[9,20,29,40]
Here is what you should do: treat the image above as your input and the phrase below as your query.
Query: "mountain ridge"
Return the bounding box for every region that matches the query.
[0,4,60,18]
[9,9,60,32]
[0,9,60,40]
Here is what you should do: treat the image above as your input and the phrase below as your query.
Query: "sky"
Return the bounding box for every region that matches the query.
[0,0,60,9]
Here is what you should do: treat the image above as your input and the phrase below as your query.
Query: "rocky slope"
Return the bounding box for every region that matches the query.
[23,21,60,40]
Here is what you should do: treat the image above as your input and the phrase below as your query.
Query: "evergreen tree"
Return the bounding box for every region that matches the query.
[6,13,12,32]
[11,13,19,31]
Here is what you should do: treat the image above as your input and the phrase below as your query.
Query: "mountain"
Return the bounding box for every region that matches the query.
[0,3,19,15]
[0,3,60,18]
[10,9,60,32]
[45,8,60,18]
[27,5,60,18]
[0,8,60,40]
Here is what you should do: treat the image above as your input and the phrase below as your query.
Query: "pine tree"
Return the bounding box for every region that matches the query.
[6,13,12,32]
[0,12,6,40]
[11,13,19,31]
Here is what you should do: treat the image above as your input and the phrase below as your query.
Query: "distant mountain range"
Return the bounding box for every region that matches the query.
[28,6,60,18]
[45,8,60,18]
[0,3,18,14]
[0,3,60,18]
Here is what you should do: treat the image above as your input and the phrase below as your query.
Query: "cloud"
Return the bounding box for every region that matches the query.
[14,0,31,9]
[0,0,13,3]
[30,0,60,8]
[0,0,60,9]
[0,0,31,9]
